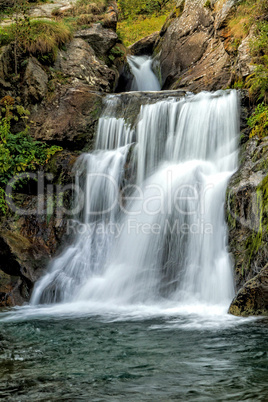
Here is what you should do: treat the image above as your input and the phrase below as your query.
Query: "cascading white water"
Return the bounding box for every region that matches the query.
[128,55,161,91]
[32,90,239,309]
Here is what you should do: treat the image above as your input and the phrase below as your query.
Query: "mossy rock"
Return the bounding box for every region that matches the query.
[229,265,268,316]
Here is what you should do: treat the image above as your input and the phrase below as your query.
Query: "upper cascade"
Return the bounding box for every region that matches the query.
[128,55,161,91]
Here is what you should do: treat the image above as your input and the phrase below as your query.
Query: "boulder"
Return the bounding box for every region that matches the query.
[23,57,48,104]
[74,24,118,57]
[55,38,117,91]
[31,85,103,149]
[229,265,268,316]
[128,32,159,56]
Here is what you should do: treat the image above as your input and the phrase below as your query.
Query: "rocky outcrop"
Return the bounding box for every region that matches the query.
[74,24,118,58]
[128,32,159,56]
[32,86,103,149]
[154,0,254,91]
[0,150,77,305]
[229,265,268,316]
[55,38,117,91]
[226,135,268,292]
[23,57,48,104]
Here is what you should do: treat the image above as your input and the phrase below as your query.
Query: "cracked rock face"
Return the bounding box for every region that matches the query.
[155,0,253,92]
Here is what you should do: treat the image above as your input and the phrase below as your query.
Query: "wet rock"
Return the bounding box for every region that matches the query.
[23,57,48,104]
[226,137,268,291]
[128,32,159,56]
[229,265,268,316]
[0,150,76,306]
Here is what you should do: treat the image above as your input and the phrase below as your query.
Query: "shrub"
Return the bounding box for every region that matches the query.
[0,19,73,63]
[0,101,62,214]
[248,102,268,138]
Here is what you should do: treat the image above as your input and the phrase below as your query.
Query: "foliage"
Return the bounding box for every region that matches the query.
[118,14,168,47]
[247,102,268,138]
[0,18,73,63]
[246,20,268,102]
[0,100,62,214]
[118,0,172,19]
[204,0,211,9]
[117,0,173,46]
[61,0,107,31]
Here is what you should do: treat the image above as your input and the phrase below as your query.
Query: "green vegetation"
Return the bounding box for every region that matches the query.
[0,19,73,62]
[117,0,173,46]
[0,0,108,69]
[0,97,62,214]
[204,1,211,9]
[226,0,268,137]
[248,103,268,138]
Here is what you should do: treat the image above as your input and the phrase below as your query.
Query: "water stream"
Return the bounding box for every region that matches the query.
[1,62,267,401]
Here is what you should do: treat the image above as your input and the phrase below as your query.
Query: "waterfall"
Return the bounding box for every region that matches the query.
[128,55,161,91]
[31,90,239,308]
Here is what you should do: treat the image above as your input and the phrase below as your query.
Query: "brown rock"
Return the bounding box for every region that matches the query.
[103,1,118,31]
[55,38,117,91]
[128,32,159,56]
[236,28,256,78]
[32,85,103,148]
[156,0,236,91]
[23,57,48,104]
[229,265,268,316]
[74,24,118,57]
[0,150,77,307]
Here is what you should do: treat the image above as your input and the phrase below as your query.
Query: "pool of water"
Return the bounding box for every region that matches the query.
[0,304,267,401]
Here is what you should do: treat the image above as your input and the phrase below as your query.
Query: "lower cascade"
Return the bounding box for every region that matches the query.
[31,90,239,308]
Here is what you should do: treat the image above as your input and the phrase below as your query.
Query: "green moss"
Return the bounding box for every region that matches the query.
[247,102,268,138]
[244,175,268,268]
[204,0,211,9]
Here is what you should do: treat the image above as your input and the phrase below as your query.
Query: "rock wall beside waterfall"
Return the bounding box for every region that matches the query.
[153,0,253,92]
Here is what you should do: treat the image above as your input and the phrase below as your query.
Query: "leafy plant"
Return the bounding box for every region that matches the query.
[0,99,62,214]
[248,102,268,138]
